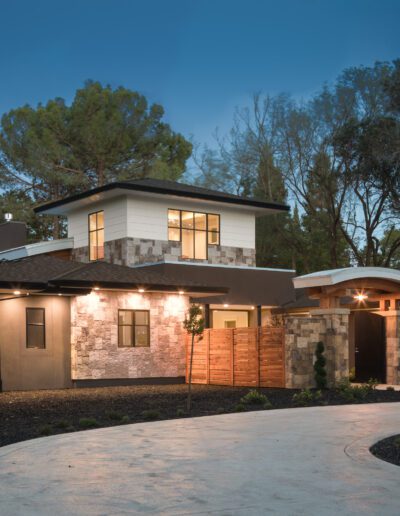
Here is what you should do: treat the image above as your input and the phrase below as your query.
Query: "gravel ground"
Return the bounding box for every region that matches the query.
[371,434,400,466]
[1,384,400,447]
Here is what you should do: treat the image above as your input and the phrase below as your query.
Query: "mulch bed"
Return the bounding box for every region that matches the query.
[370,434,400,466]
[1,384,400,448]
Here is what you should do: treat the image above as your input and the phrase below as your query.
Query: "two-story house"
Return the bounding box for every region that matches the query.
[0,179,295,391]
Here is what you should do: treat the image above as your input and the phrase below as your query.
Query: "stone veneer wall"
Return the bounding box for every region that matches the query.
[285,310,349,389]
[72,237,256,267]
[386,313,400,384]
[71,290,189,380]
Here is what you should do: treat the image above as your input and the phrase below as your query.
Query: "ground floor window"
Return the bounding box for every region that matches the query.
[26,308,46,349]
[118,309,150,347]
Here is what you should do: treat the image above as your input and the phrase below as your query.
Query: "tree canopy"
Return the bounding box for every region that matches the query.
[0,81,192,239]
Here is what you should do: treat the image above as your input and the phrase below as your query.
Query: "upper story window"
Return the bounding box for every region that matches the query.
[26,308,45,349]
[168,209,220,260]
[89,211,104,261]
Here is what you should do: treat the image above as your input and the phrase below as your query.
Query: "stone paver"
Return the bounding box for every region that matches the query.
[0,403,400,515]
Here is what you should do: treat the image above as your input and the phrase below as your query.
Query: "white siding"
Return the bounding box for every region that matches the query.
[68,197,127,248]
[68,193,256,250]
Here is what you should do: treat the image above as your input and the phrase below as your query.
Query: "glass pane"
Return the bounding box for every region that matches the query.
[208,214,219,232]
[195,212,206,230]
[27,308,44,325]
[89,213,97,231]
[89,231,97,261]
[195,230,207,259]
[135,326,149,347]
[27,325,45,348]
[135,311,149,325]
[208,230,219,245]
[182,229,194,258]
[96,211,104,229]
[168,209,180,228]
[97,229,104,260]
[168,227,180,241]
[181,211,194,229]
[119,310,133,325]
[119,326,133,347]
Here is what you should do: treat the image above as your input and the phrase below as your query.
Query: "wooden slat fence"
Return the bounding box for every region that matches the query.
[186,327,285,388]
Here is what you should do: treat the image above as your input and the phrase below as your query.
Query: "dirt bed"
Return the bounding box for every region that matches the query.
[371,434,400,466]
[1,384,400,448]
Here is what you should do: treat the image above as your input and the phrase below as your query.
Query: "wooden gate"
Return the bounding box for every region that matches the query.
[186,327,285,388]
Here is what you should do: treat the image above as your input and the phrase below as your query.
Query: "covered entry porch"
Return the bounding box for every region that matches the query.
[293,267,400,386]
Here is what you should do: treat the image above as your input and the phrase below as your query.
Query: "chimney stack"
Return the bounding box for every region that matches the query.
[0,214,27,252]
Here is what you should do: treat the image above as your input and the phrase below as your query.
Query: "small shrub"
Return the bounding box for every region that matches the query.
[313,341,327,389]
[176,408,185,417]
[54,419,69,429]
[292,389,322,407]
[263,400,273,410]
[386,386,395,392]
[106,410,123,421]
[367,378,379,390]
[141,409,160,421]
[121,415,130,424]
[39,424,53,436]
[240,389,268,405]
[336,379,371,403]
[234,403,246,412]
[79,417,99,429]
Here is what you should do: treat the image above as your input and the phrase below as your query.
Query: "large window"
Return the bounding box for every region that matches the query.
[89,211,104,261]
[118,310,150,348]
[26,308,45,349]
[168,209,220,259]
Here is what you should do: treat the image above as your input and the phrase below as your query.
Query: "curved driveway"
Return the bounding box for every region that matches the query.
[0,403,400,515]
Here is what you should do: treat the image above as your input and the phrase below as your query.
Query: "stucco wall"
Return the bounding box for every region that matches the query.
[0,296,71,391]
[285,310,349,389]
[70,291,189,380]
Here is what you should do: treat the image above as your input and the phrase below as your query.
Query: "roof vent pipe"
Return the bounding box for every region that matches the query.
[4,213,13,222]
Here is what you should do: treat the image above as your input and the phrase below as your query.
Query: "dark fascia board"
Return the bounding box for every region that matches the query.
[34,182,290,214]
[50,278,229,294]
[0,281,47,290]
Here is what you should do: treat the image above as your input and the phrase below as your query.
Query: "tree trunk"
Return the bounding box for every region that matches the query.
[187,333,195,411]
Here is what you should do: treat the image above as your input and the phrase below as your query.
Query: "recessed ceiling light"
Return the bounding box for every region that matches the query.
[138,288,145,293]
[223,304,229,308]
[13,290,21,295]
[179,290,184,295]
[93,287,100,291]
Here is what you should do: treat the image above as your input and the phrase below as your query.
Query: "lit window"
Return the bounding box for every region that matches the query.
[118,310,150,347]
[168,209,220,259]
[89,211,104,261]
[26,308,45,349]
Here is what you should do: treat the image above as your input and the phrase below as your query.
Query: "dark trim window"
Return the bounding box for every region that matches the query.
[168,209,220,259]
[26,308,45,349]
[89,210,104,261]
[118,309,150,348]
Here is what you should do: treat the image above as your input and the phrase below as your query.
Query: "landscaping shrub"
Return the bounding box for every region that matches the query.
[234,403,246,412]
[292,389,322,407]
[39,424,53,436]
[336,379,372,402]
[106,410,123,421]
[54,420,69,429]
[387,386,395,391]
[263,400,273,410]
[176,408,185,417]
[79,417,99,429]
[121,415,130,424]
[313,341,327,389]
[141,409,160,421]
[240,389,268,405]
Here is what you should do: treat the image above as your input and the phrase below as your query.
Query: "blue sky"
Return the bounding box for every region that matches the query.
[1,0,400,152]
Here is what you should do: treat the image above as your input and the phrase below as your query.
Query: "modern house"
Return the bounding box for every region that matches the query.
[0,179,294,391]
[1,179,399,392]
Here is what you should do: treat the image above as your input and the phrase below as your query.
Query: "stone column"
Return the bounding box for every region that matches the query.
[381,311,400,384]
[310,309,350,387]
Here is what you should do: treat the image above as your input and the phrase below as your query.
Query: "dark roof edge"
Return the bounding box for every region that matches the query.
[34,182,290,213]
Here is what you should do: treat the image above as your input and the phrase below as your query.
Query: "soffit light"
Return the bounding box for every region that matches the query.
[138,288,145,293]
[223,303,229,308]
[13,290,21,295]
[178,290,184,295]
[93,287,100,291]
[353,292,368,302]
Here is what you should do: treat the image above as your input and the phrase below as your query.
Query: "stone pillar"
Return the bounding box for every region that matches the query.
[285,309,350,389]
[382,312,400,384]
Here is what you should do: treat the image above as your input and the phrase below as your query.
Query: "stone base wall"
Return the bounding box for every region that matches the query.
[72,237,256,267]
[285,310,349,389]
[71,291,189,380]
[386,314,400,384]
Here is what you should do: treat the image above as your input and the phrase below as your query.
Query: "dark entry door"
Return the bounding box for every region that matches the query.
[354,311,385,382]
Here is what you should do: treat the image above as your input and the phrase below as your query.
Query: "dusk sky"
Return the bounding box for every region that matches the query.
[1,0,400,154]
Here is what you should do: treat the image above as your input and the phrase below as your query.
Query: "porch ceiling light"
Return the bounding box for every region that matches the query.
[13,290,21,295]
[223,303,229,308]
[178,290,184,295]
[138,288,145,293]
[354,292,368,302]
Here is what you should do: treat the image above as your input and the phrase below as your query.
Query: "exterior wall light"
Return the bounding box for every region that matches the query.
[353,293,368,302]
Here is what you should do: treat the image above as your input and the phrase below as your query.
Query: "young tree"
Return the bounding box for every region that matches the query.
[314,341,327,389]
[183,305,205,412]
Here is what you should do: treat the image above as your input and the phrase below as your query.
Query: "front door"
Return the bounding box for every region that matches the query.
[354,311,385,382]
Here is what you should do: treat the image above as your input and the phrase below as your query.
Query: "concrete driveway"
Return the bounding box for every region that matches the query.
[0,403,399,515]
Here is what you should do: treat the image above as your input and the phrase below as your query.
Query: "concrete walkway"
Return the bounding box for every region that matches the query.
[0,404,400,515]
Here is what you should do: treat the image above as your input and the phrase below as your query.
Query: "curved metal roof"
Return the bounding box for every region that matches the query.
[293,267,400,289]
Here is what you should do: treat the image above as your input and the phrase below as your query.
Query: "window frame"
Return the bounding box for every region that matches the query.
[88,210,105,262]
[117,309,150,348]
[168,209,220,259]
[26,307,46,349]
